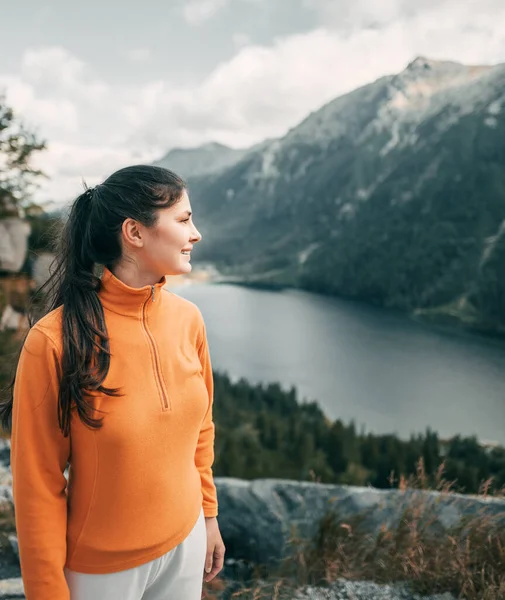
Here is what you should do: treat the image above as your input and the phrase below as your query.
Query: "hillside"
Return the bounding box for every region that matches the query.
[152,141,249,179]
[187,57,505,334]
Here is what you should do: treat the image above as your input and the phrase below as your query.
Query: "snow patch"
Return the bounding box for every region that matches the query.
[484,116,498,128]
[298,243,320,265]
[380,121,401,156]
[480,219,505,268]
[259,141,281,178]
[488,100,502,115]
[339,203,356,220]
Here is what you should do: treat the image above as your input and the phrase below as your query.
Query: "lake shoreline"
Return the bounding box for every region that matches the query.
[172,277,505,447]
[167,266,505,347]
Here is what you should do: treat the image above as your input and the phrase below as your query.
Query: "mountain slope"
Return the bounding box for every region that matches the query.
[188,57,505,333]
[152,142,249,179]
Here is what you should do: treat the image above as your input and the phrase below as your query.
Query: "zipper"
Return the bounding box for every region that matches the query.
[142,285,170,411]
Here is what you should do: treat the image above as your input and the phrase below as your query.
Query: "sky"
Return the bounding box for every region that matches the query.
[1,0,504,206]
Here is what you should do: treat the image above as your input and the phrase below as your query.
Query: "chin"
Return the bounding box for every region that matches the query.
[170,261,192,276]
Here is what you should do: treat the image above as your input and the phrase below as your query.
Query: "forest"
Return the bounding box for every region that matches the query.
[212,372,505,495]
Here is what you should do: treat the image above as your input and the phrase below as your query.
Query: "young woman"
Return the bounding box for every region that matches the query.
[1,165,225,599]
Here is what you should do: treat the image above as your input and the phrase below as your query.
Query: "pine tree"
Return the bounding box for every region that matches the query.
[0,95,46,218]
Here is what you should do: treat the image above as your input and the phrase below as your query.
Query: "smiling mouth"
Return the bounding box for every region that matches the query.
[181,251,191,255]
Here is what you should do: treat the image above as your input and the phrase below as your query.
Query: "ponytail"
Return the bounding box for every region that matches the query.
[48,187,122,437]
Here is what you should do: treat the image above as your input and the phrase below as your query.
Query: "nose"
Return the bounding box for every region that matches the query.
[190,223,202,244]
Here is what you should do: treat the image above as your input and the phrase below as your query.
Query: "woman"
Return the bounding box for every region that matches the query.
[2,165,225,599]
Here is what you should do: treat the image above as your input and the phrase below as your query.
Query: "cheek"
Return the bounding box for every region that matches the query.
[153,225,186,253]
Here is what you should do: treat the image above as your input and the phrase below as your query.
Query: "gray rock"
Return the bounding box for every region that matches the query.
[0,578,23,598]
[0,307,27,334]
[0,440,12,504]
[0,440,10,468]
[0,219,30,273]
[0,465,12,488]
[295,579,456,600]
[214,477,505,564]
[31,252,55,289]
[0,487,13,510]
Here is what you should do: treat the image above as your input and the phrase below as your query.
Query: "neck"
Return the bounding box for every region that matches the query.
[109,263,165,289]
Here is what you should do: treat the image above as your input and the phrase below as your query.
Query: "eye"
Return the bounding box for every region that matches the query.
[181,218,190,223]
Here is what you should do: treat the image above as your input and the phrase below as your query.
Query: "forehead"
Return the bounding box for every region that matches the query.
[174,189,191,212]
[160,189,191,215]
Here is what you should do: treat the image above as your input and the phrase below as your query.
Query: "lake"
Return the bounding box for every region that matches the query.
[172,282,505,444]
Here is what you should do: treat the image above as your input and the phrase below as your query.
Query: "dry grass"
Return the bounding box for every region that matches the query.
[0,505,15,535]
[203,460,505,600]
[0,503,18,564]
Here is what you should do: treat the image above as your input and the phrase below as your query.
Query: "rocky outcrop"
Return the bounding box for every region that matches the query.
[0,578,23,599]
[0,219,30,274]
[294,580,456,599]
[31,252,55,289]
[214,477,505,565]
[0,306,27,333]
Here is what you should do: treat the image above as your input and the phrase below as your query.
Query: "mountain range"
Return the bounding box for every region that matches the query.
[159,56,505,334]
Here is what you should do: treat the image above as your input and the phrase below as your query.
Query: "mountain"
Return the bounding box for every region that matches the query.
[152,141,250,179]
[188,56,505,334]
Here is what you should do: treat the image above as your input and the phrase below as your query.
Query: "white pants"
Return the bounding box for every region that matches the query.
[64,508,207,600]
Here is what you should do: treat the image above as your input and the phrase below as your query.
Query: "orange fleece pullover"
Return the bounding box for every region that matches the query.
[10,266,218,599]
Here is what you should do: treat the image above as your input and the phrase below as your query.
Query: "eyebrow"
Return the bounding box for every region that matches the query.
[180,210,192,217]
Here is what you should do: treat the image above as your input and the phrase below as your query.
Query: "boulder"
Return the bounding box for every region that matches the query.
[31,252,55,289]
[294,580,456,600]
[214,477,505,564]
[0,220,30,274]
[0,306,27,333]
[0,578,23,598]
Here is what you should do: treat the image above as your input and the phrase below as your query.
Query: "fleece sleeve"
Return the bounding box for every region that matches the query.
[195,320,218,517]
[10,326,71,600]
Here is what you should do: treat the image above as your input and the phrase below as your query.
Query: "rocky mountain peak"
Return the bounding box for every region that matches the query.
[152,141,249,179]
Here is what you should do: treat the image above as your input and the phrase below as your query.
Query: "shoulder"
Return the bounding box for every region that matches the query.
[162,289,204,325]
[26,307,63,356]
[162,289,206,345]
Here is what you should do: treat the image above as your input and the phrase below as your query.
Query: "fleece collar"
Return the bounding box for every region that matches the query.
[98,266,167,318]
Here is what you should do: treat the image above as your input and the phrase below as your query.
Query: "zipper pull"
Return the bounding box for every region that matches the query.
[151,285,155,302]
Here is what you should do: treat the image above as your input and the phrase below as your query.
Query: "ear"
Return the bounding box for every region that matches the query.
[121,218,144,248]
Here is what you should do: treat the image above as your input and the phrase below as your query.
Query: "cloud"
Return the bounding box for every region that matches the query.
[0,47,157,205]
[303,0,500,31]
[232,33,252,49]
[1,0,504,205]
[181,0,263,25]
[121,47,152,62]
[182,0,230,25]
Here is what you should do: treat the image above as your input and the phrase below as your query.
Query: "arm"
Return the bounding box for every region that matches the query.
[11,326,71,600]
[195,319,225,582]
[195,320,218,518]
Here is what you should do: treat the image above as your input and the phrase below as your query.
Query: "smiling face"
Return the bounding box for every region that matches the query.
[149,189,202,276]
[121,188,202,280]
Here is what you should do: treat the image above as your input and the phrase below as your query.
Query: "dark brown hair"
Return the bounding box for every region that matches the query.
[0,165,186,436]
